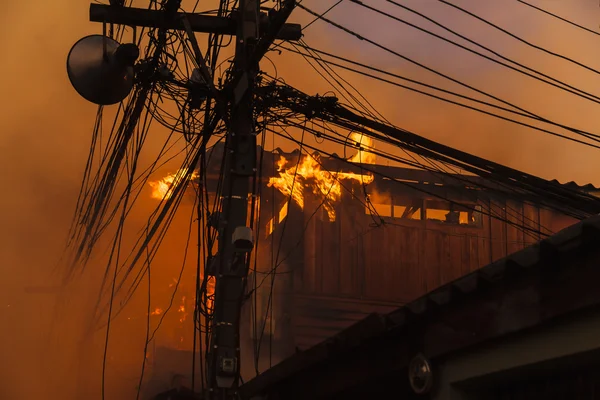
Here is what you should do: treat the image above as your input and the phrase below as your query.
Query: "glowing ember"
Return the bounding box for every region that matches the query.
[148,168,199,200]
[178,296,187,323]
[268,148,374,221]
[150,308,163,316]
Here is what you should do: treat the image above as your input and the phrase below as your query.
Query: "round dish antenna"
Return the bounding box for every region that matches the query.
[66,35,139,105]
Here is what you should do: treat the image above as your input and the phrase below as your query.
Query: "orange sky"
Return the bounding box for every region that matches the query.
[2,0,600,398]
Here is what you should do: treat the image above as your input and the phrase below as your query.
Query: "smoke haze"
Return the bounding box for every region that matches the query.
[2,0,600,398]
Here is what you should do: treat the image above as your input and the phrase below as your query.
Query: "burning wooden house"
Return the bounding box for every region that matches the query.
[222,141,597,374]
[142,139,599,383]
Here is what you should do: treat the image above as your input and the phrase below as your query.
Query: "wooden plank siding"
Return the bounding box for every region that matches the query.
[205,148,591,367]
[282,187,579,351]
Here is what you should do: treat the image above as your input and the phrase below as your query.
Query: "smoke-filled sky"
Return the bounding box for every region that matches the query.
[2,0,600,399]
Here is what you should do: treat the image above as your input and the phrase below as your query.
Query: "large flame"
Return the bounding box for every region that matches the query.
[148,168,199,200]
[348,132,376,164]
[268,143,375,221]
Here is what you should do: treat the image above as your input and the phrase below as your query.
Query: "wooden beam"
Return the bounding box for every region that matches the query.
[89,4,302,41]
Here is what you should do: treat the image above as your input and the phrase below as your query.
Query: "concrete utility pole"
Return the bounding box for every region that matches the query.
[207,0,260,394]
[84,1,299,398]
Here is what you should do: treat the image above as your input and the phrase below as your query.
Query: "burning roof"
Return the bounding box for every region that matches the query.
[267,145,375,221]
[149,133,378,221]
[146,137,600,218]
[148,168,199,200]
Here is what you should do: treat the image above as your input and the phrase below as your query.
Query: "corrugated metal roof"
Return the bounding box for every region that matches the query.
[240,214,600,398]
[550,179,600,192]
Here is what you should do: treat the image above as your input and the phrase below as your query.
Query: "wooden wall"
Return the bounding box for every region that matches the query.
[279,187,579,350]
[206,149,587,357]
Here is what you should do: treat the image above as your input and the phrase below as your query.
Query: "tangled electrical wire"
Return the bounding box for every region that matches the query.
[60,1,600,398]
[256,76,600,221]
[60,1,236,397]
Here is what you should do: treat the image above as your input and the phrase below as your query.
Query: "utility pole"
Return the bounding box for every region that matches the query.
[79,1,299,398]
[206,2,299,396]
[207,0,260,395]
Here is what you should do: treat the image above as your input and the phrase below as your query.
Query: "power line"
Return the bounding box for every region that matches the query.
[302,0,344,32]
[277,43,600,223]
[516,0,600,37]
[65,1,600,396]
[437,0,600,76]
[291,40,379,123]
[267,121,551,238]
[294,3,600,146]
[255,123,308,371]
[273,113,555,240]
[263,81,600,219]
[253,122,382,282]
[296,39,390,125]
[135,229,152,400]
[90,120,216,330]
[352,0,600,105]
[279,43,600,148]
[287,115,556,237]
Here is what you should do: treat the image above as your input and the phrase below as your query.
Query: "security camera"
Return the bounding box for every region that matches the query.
[232,226,254,253]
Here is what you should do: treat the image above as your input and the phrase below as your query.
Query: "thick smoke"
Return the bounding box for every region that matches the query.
[2,0,600,399]
[0,1,204,398]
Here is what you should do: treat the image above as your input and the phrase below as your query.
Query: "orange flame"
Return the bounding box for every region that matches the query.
[178,295,187,323]
[207,278,215,311]
[348,132,376,164]
[148,168,199,200]
[268,148,374,221]
[150,307,163,316]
